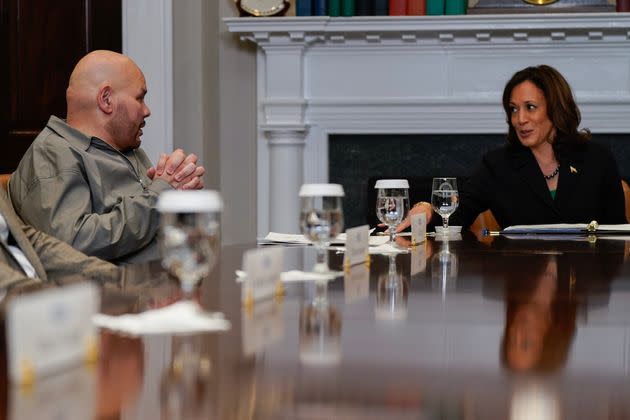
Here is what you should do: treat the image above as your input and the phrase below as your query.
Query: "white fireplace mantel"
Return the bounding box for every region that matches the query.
[224,14,630,236]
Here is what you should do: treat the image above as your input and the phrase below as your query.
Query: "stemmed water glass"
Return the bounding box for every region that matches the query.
[157,190,223,300]
[431,177,458,234]
[375,179,409,246]
[299,183,345,273]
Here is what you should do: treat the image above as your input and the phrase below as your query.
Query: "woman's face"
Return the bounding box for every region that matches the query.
[509,80,556,151]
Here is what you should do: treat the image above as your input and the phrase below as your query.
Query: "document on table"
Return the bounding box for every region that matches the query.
[260,230,388,246]
[502,223,630,235]
[502,223,630,240]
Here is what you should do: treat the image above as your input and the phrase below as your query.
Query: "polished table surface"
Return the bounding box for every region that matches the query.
[3,233,630,419]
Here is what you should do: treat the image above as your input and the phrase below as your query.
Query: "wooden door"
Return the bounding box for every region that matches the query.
[0,0,121,172]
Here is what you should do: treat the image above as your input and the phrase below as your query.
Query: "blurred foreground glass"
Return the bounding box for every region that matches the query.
[375,179,409,246]
[299,183,344,273]
[431,177,458,233]
[157,190,222,298]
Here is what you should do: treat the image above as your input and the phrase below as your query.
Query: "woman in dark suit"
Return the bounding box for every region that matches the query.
[401,65,627,230]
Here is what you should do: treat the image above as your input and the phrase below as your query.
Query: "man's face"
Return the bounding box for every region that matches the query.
[107,66,151,152]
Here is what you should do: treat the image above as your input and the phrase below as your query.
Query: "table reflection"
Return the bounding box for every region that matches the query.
[5,237,630,419]
[299,281,342,366]
[430,240,459,296]
[375,254,409,321]
[160,336,212,420]
[501,255,576,372]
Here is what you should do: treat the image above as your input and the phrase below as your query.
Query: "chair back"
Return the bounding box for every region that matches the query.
[0,174,10,191]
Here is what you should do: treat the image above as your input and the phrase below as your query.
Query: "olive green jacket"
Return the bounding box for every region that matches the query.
[9,116,172,264]
[0,188,118,291]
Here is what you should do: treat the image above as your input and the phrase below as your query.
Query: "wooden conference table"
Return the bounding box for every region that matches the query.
[3,232,630,419]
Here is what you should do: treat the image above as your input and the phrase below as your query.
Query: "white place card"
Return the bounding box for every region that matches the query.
[344,263,370,303]
[6,282,100,385]
[242,299,284,356]
[411,213,426,245]
[344,225,370,267]
[410,243,427,276]
[10,366,96,420]
[241,246,284,304]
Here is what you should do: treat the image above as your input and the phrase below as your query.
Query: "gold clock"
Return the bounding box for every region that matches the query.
[522,0,559,4]
[235,0,290,16]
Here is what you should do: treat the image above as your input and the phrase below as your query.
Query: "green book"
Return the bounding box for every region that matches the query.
[445,0,466,14]
[426,0,445,15]
[341,0,355,16]
[329,0,341,16]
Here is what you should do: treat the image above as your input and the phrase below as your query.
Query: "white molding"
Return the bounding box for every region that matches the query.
[225,14,630,236]
[122,0,174,164]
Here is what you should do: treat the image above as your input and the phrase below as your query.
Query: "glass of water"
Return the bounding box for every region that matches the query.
[375,179,409,246]
[431,177,458,234]
[299,184,345,273]
[157,190,222,299]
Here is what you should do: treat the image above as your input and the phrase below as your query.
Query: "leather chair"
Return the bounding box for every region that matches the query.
[621,179,630,223]
[0,174,10,191]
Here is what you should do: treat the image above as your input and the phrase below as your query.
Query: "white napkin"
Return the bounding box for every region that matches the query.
[260,230,384,246]
[92,301,231,336]
[368,243,409,254]
[235,269,340,283]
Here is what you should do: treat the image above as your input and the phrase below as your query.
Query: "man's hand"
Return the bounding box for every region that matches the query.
[146,149,205,190]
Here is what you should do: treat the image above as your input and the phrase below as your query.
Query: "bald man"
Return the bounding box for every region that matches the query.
[8,50,205,264]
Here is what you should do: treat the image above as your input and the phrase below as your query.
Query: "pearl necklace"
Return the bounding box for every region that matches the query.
[544,165,560,180]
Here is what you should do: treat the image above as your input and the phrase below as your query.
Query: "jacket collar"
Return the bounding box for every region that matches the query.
[46,115,98,152]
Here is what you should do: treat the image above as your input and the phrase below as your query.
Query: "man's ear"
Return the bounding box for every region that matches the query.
[97,86,114,114]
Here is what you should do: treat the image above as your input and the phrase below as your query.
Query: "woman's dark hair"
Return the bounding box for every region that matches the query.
[502,65,590,156]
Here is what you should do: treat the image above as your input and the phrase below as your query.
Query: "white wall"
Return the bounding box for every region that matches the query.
[122,0,173,164]
[127,0,258,245]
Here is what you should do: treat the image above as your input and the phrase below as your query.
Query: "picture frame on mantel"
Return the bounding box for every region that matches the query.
[468,0,615,14]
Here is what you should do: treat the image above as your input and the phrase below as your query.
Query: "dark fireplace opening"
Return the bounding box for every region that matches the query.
[329,134,630,229]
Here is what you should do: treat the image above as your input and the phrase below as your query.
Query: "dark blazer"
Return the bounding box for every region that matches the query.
[450,141,627,228]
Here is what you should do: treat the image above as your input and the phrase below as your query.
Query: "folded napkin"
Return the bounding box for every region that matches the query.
[92,301,231,336]
[368,243,410,254]
[236,269,340,283]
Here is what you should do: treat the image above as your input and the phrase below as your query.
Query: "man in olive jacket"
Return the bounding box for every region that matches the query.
[9,50,205,264]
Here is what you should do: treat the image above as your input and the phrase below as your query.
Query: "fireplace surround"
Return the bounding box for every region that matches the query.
[224,14,630,236]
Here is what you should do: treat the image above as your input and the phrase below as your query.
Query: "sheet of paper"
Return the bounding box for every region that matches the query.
[261,231,387,246]
[503,223,630,234]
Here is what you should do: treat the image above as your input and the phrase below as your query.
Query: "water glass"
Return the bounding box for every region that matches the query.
[299,183,345,273]
[157,190,222,298]
[431,177,458,233]
[375,179,409,245]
